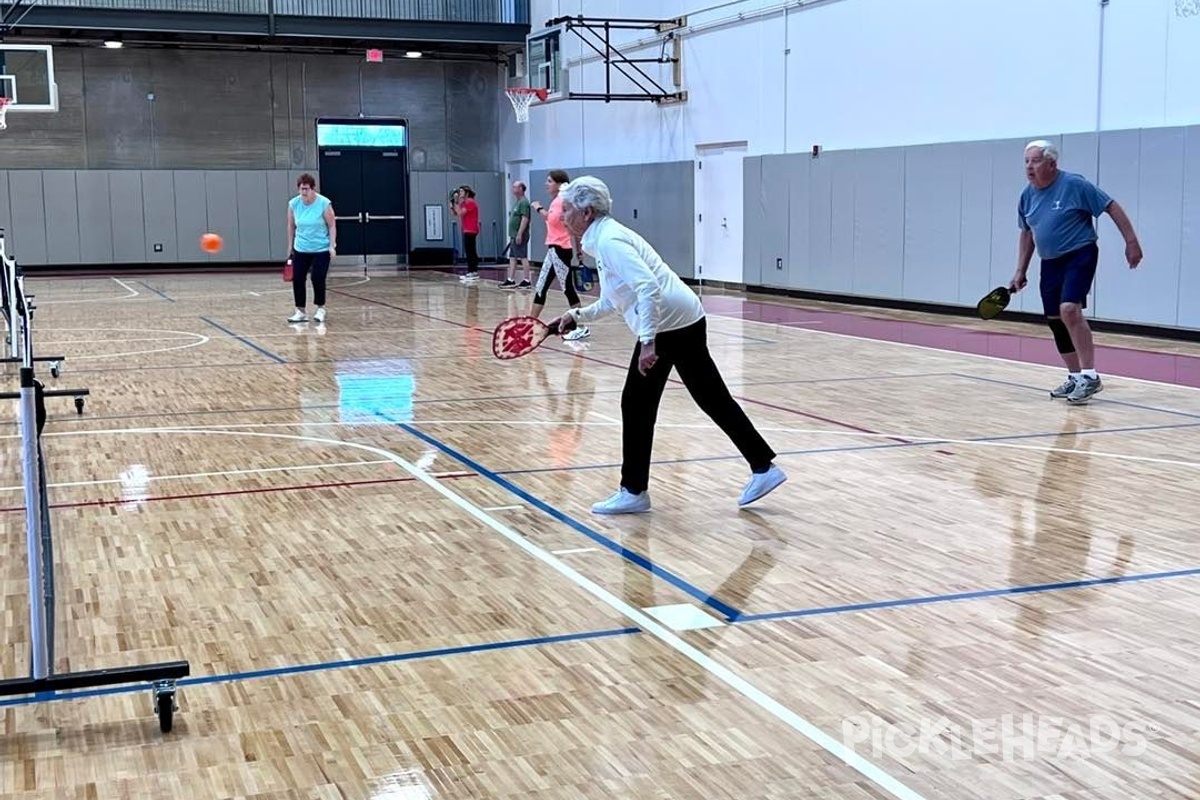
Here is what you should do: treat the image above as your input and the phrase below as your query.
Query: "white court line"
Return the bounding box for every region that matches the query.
[37,336,201,346]
[33,328,211,361]
[33,277,140,304]
[551,547,597,555]
[483,504,525,512]
[37,275,372,305]
[23,420,1200,472]
[589,410,620,424]
[111,278,141,297]
[175,274,371,301]
[93,424,925,800]
[704,310,1200,395]
[0,458,393,494]
[248,326,472,338]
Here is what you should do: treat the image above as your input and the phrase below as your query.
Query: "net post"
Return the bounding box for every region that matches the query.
[19,366,51,680]
[2,231,17,360]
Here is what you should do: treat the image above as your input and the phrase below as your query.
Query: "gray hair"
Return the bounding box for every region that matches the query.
[559,176,612,217]
[1025,139,1058,162]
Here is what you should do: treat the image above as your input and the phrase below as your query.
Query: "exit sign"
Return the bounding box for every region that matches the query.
[366,49,383,62]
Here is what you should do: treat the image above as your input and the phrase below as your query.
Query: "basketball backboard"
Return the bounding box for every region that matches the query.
[516,16,686,109]
[524,23,567,101]
[0,44,59,112]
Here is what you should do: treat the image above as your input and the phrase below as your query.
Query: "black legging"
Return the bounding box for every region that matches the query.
[464,233,479,274]
[534,245,581,306]
[292,250,330,307]
[619,317,775,494]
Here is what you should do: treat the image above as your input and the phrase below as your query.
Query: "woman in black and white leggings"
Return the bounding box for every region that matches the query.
[530,169,590,341]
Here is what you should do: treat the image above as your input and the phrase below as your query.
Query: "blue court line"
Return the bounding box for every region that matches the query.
[8,564,1199,710]
[744,371,951,387]
[955,373,1200,421]
[136,280,175,303]
[492,417,1200,478]
[731,567,1200,623]
[0,626,640,709]
[41,372,949,427]
[705,328,778,345]
[200,317,286,365]
[393,418,744,621]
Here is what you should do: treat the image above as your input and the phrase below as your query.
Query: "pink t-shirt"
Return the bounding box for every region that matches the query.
[545,195,572,248]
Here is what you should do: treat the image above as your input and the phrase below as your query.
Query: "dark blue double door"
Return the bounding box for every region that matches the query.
[317,146,409,263]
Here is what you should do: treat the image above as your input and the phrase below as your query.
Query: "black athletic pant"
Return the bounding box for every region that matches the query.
[464,233,479,274]
[292,250,330,308]
[619,317,776,494]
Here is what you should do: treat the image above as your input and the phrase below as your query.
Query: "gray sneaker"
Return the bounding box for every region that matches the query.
[1066,375,1103,405]
[1050,375,1077,398]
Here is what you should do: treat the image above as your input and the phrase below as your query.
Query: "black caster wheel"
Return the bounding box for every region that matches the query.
[50,361,61,378]
[74,396,84,414]
[152,682,177,733]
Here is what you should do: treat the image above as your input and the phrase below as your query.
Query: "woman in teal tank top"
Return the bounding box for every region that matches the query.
[287,173,338,324]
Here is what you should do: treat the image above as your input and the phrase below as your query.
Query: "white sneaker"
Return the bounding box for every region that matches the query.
[738,464,787,508]
[591,488,651,515]
[287,310,307,323]
[563,326,590,341]
[314,307,326,323]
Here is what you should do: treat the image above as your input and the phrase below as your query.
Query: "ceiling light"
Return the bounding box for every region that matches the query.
[103,41,123,48]
[405,51,422,58]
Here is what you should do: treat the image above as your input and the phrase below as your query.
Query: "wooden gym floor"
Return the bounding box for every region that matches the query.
[2,267,1200,799]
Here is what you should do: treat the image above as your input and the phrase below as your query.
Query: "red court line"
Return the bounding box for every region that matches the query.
[550,348,941,451]
[704,295,1200,388]
[332,288,483,329]
[331,287,952,453]
[0,472,477,514]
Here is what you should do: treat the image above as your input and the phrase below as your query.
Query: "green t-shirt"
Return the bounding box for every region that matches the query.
[508,198,531,238]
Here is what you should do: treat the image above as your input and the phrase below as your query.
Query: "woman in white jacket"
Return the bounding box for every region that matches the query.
[553,176,787,516]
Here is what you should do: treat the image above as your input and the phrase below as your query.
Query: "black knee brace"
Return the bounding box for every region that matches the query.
[1047,317,1075,355]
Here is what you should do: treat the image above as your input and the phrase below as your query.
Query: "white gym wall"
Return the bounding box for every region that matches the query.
[501,0,1200,329]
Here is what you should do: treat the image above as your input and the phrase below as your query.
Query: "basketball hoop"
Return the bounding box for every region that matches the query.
[0,98,10,131]
[506,87,547,123]
[1178,0,1200,17]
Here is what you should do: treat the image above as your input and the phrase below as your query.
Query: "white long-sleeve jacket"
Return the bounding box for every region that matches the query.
[568,215,704,344]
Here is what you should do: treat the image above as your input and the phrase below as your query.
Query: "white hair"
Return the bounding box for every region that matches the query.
[558,176,612,217]
[1025,139,1059,162]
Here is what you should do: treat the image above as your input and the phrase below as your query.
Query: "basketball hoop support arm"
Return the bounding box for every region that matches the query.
[544,15,687,104]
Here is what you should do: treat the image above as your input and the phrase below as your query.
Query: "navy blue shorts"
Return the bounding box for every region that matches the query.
[1039,242,1097,318]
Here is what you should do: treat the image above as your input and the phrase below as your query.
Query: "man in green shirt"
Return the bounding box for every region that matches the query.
[500,181,532,289]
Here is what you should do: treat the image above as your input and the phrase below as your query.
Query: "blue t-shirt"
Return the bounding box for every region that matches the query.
[1018,171,1112,260]
[289,194,332,253]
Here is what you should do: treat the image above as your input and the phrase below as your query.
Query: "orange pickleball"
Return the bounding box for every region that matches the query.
[200,232,224,253]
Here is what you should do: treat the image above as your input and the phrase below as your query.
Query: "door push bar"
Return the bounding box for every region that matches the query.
[333,213,407,223]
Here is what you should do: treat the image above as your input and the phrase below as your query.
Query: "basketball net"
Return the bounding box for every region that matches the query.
[506,87,547,124]
[0,99,10,131]
[1179,0,1200,16]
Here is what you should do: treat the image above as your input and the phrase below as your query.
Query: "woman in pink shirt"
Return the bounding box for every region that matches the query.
[452,185,480,283]
[531,170,590,341]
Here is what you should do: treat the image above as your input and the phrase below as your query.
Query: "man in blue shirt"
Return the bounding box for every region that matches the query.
[1009,140,1142,404]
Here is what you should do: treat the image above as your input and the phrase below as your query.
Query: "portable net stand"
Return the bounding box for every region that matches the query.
[506,87,547,123]
[0,227,189,732]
